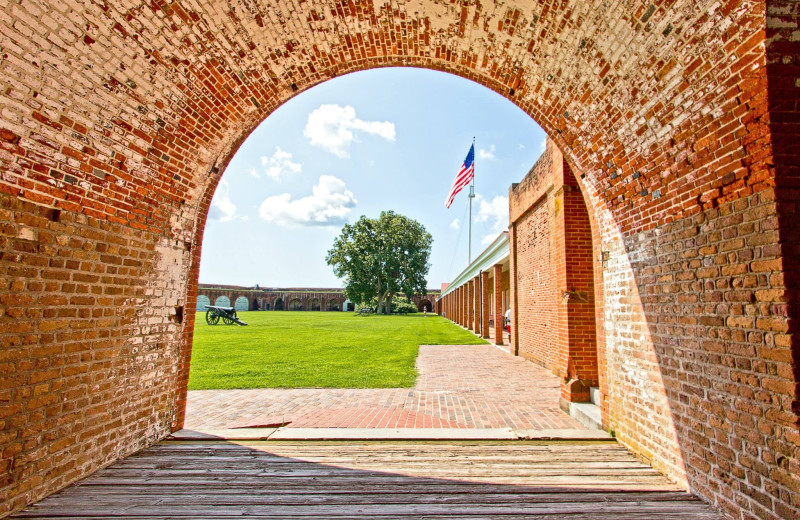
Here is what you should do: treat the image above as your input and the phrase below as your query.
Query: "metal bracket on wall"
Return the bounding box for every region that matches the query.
[561,290,589,303]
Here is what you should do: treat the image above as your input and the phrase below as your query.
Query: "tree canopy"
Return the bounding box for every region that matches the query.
[326,211,433,314]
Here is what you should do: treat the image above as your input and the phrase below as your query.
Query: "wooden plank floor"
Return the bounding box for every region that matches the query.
[13,441,722,519]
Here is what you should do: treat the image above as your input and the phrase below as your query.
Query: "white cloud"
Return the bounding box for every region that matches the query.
[251,147,302,181]
[303,104,395,158]
[519,143,526,150]
[450,218,460,230]
[540,137,547,151]
[208,178,247,222]
[478,144,496,160]
[258,175,357,227]
[476,194,508,244]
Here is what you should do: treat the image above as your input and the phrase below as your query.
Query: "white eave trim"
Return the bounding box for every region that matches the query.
[440,232,509,298]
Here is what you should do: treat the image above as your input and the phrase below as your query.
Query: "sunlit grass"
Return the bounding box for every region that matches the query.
[188,311,486,390]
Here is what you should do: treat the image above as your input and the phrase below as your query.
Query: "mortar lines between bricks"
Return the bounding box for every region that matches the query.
[185,344,584,430]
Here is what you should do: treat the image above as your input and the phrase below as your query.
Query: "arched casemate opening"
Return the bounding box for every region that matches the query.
[234,296,249,311]
[196,295,211,312]
[288,299,303,311]
[274,298,284,311]
[1,0,797,518]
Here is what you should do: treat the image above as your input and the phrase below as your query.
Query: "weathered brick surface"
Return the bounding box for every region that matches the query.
[509,141,599,402]
[509,163,559,370]
[604,189,799,520]
[493,263,505,346]
[0,193,189,515]
[0,0,797,518]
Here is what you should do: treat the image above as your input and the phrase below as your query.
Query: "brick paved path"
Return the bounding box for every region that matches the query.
[185,345,584,430]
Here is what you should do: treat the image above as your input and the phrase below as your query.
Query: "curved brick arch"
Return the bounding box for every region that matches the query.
[1,0,798,518]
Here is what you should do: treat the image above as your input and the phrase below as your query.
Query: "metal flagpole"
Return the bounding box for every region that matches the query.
[468,137,475,264]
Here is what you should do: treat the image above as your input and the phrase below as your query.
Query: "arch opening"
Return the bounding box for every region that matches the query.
[234,296,249,311]
[196,295,211,312]
[2,1,796,518]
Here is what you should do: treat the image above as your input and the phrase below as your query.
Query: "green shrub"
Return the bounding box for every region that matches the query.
[391,297,418,314]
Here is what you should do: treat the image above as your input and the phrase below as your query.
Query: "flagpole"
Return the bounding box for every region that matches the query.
[468,137,475,264]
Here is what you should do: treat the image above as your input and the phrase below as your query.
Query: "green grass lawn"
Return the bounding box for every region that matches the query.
[188,311,487,390]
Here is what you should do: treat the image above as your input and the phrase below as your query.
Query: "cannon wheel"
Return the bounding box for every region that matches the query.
[222,310,236,325]
[205,309,220,325]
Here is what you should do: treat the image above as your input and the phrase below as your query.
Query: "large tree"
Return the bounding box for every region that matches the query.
[326,211,433,314]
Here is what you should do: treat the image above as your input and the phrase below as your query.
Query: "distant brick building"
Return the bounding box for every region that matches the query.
[198,284,438,313]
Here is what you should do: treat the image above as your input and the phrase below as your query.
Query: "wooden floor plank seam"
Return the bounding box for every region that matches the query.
[12,441,723,520]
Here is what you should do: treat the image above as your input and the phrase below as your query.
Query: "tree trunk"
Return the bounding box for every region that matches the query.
[385,293,394,314]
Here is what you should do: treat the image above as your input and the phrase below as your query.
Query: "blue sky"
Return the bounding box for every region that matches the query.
[201,67,546,288]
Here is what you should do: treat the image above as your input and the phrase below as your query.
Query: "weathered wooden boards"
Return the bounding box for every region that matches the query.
[13,441,722,519]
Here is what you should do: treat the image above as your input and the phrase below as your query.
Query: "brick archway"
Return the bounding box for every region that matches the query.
[1,1,798,518]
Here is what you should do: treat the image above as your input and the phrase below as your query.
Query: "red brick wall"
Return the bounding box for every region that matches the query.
[557,168,599,392]
[510,182,559,370]
[0,0,797,518]
[510,144,599,397]
[602,189,798,519]
[0,194,190,515]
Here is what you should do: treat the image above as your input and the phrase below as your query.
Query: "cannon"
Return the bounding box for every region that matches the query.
[204,305,248,326]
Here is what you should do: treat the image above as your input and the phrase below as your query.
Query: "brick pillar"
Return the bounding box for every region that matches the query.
[555,160,598,405]
[481,271,490,338]
[467,280,474,331]
[467,279,473,331]
[493,263,504,345]
[463,286,468,328]
[457,287,462,326]
[454,289,459,325]
[456,287,464,325]
[473,276,481,333]
[449,293,454,323]
[461,286,467,328]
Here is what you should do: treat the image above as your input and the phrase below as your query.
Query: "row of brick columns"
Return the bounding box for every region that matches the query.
[439,263,505,346]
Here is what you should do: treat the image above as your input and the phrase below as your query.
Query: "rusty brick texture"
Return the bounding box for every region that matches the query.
[0,0,798,518]
[510,143,600,399]
[509,143,560,370]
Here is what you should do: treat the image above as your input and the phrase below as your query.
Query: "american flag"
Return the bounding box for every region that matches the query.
[445,144,475,208]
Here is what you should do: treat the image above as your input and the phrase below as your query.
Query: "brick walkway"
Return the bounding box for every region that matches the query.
[184,344,584,430]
